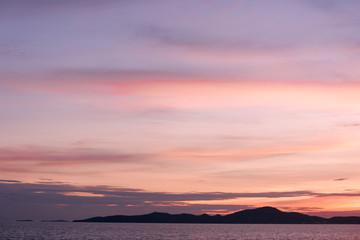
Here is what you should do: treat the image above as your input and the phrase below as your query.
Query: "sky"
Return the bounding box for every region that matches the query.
[1,0,360,221]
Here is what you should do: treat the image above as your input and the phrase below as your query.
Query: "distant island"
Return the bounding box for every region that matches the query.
[73,206,360,224]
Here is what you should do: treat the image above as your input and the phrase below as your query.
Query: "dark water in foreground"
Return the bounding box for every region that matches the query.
[1,222,360,240]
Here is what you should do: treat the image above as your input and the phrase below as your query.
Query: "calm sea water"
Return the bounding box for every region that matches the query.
[0,222,359,240]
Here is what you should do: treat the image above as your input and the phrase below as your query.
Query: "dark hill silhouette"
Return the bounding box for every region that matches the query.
[328,216,360,224]
[73,206,360,224]
[223,207,325,223]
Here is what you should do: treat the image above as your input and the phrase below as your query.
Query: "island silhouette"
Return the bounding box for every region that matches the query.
[73,206,360,224]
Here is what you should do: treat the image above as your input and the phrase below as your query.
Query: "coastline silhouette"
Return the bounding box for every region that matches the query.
[73,206,360,224]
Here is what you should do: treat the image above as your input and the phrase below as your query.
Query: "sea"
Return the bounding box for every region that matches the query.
[0,222,359,240]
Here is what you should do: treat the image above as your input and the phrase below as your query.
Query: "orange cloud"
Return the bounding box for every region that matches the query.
[62,192,105,197]
[161,137,355,162]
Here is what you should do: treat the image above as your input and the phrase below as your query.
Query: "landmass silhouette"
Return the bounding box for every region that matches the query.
[73,206,360,224]
[41,220,69,222]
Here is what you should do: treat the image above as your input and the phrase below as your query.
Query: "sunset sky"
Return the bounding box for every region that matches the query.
[1,0,360,221]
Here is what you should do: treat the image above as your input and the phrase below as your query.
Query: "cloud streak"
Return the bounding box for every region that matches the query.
[0,0,134,16]
[136,25,292,54]
[0,179,21,183]
[6,76,360,113]
[0,146,150,164]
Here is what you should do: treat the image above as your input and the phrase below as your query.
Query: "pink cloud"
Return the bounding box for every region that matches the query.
[8,77,360,113]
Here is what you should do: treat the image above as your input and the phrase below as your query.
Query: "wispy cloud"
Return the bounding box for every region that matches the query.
[340,122,360,128]
[0,0,134,16]
[136,25,290,54]
[0,145,155,176]
[333,178,347,181]
[52,68,207,82]
[299,0,360,12]
[0,179,22,183]
[0,42,32,58]
[0,146,151,164]
[164,138,352,162]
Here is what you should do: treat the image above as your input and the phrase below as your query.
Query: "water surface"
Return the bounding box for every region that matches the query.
[1,222,359,240]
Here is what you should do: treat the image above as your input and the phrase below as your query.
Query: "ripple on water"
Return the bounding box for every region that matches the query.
[1,222,360,240]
